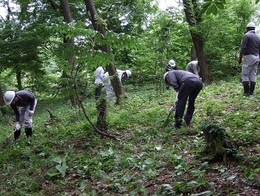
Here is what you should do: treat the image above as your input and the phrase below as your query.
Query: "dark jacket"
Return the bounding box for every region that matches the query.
[11,90,36,121]
[167,70,201,92]
[240,30,260,56]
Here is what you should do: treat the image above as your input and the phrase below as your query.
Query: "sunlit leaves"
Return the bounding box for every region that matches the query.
[48,21,96,39]
[201,0,226,15]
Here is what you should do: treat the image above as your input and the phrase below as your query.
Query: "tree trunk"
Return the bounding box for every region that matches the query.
[192,34,211,83]
[0,85,4,106]
[202,122,238,163]
[85,0,123,103]
[96,98,108,132]
[183,0,212,84]
[0,84,7,116]
[16,69,23,90]
[60,0,77,105]
[191,46,197,61]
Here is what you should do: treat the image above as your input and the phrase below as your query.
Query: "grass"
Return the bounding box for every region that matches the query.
[0,76,259,195]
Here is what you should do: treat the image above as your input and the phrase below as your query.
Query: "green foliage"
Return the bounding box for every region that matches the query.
[0,76,259,194]
[201,0,226,15]
[47,154,68,178]
[0,1,259,194]
[128,11,191,87]
[0,21,44,70]
[200,0,257,79]
[1,0,258,96]
[201,122,237,158]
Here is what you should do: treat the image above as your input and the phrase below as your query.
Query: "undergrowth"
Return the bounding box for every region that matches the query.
[0,76,259,195]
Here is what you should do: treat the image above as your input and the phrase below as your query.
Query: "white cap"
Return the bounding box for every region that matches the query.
[246,22,256,28]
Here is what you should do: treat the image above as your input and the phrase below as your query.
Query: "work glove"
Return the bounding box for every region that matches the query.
[28,110,34,117]
[237,57,242,64]
[15,123,21,131]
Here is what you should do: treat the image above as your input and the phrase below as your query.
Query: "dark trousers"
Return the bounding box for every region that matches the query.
[95,84,103,100]
[175,78,203,123]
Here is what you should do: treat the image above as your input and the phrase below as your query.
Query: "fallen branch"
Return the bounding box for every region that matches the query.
[44,109,61,126]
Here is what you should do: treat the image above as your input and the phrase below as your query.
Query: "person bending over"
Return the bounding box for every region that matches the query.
[4,90,37,140]
[164,70,203,128]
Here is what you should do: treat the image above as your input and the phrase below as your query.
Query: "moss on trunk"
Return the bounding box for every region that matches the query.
[201,122,238,163]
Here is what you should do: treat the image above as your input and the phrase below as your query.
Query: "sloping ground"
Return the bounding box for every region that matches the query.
[144,142,259,195]
[0,78,259,195]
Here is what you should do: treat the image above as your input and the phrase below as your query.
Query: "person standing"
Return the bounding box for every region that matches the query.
[94,66,105,100]
[4,90,37,140]
[164,70,203,128]
[238,22,260,96]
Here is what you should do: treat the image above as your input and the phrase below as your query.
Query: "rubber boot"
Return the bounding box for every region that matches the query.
[173,117,182,129]
[242,81,250,96]
[184,114,192,126]
[25,128,32,137]
[25,128,32,145]
[14,129,21,140]
[249,82,256,95]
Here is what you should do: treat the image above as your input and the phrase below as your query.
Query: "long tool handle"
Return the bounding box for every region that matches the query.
[6,129,15,140]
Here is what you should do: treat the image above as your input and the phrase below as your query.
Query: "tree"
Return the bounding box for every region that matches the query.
[85,0,124,104]
[0,0,48,90]
[198,0,257,80]
[183,0,212,84]
[0,25,43,90]
[133,10,192,90]
[0,85,4,106]
[60,0,78,106]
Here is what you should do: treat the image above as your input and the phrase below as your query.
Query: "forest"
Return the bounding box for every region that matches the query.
[0,0,259,195]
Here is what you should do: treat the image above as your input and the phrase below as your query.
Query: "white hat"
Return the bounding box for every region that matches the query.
[246,22,256,28]
[4,91,15,105]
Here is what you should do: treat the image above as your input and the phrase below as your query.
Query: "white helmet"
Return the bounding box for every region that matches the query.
[188,60,199,67]
[125,70,131,77]
[246,22,256,28]
[4,91,15,105]
[168,59,176,68]
[166,59,177,72]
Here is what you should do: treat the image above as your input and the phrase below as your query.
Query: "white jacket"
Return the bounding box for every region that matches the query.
[101,69,126,99]
[94,66,105,84]
[101,72,115,98]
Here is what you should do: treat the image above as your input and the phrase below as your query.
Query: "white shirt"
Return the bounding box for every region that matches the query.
[101,69,126,98]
